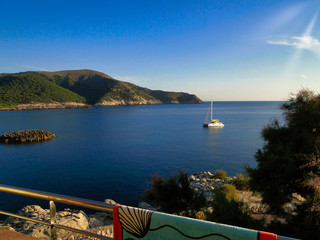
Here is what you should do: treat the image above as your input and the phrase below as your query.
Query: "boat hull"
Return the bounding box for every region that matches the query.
[203,122,224,128]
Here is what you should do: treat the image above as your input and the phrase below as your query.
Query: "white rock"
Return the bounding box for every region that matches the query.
[189,175,196,181]
[104,199,117,205]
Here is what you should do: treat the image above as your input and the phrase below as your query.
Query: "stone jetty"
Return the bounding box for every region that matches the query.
[0,130,55,143]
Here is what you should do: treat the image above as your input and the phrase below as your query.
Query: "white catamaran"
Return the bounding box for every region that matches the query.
[203,100,224,128]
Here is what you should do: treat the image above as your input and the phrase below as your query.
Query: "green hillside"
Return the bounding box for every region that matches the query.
[100,82,157,102]
[37,70,118,104]
[0,70,202,108]
[0,72,86,108]
[138,87,202,104]
[38,70,159,104]
[38,70,202,104]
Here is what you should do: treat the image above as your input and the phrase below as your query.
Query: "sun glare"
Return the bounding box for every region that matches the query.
[280,10,319,82]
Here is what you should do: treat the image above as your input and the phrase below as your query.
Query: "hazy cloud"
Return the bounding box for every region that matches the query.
[22,65,49,71]
[267,40,292,46]
[267,35,320,56]
[114,75,140,83]
[300,74,308,79]
[113,75,152,85]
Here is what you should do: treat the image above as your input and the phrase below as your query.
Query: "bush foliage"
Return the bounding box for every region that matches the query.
[231,174,250,191]
[247,89,320,238]
[144,170,206,215]
[206,184,263,229]
[213,169,228,180]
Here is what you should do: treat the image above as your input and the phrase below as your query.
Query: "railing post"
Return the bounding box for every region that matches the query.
[49,200,57,240]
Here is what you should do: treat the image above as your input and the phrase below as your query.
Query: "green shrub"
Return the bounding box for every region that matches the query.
[231,174,251,190]
[206,184,263,229]
[220,184,237,200]
[144,170,207,215]
[214,170,227,180]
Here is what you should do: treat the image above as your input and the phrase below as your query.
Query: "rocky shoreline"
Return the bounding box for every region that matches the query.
[94,98,161,106]
[187,171,304,215]
[0,171,306,239]
[0,99,201,111]
[0,102,92,111]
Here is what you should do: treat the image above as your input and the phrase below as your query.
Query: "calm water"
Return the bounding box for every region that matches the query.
[0,102,284,213]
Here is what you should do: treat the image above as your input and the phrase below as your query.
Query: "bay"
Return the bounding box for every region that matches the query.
[0,101,284,213]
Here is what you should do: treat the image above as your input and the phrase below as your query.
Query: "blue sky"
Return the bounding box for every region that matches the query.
[1,0,320,100]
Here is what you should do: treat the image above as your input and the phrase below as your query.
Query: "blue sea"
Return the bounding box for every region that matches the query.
[0,101,284,213]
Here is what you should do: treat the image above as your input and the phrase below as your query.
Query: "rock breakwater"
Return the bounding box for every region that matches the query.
[0,130,55,143]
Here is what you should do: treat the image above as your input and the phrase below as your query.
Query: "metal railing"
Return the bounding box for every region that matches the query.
[0,184,114,239]
[0,184,299,240]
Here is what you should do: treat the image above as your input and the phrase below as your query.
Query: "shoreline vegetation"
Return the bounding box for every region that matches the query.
[143,170,305,230]
[0,70,202,111]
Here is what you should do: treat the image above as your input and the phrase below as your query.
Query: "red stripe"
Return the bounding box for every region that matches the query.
[113,204,122,240]
[259,231,277,240]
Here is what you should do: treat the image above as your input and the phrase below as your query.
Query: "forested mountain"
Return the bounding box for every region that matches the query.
[0,70,202,109]
[0,72,86,108]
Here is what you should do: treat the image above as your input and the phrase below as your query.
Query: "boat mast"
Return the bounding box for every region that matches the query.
[211,99,213,120]
[204,107,210,124]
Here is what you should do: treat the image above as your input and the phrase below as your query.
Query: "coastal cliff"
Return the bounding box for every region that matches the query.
[0,70,202,110]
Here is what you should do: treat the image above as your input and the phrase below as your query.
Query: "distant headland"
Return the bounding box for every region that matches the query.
[0,70,202,111]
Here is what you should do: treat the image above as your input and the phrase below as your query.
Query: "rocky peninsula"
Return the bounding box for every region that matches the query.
[0,130,56,143]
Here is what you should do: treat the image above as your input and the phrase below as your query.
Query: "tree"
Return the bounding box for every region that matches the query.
[144,170,206,215]
[299,153,320,222]
[247,89,320,213]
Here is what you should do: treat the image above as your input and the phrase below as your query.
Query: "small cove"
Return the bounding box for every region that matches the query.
[0,101,284,213]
